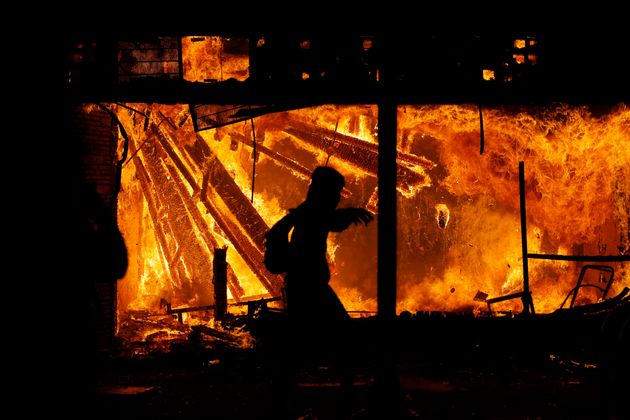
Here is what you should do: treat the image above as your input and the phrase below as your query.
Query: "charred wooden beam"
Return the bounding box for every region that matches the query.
[151,124,245,300]
[228,296,282,307]
[162,294,282,324]
[280,120,430,193]
[138,127,215,305]
[160,123,268,253]
[190,104,274,131]
[213,247,228,321]
[155,123,282,295]
[133,153,180,290]
[198,153,283,295]
[190,134,268,247]
[257,141,313,181]
[284,125,376,166]
[206,154,269,251]
[151,124,198,187]
[201,171,278,295]
[226,270,242,302]
[228,131,352,198]
[201,158,245,301]
[169,246,183,269]
[230,131,311,179]
[163,296,281,314]
[282,115,437,170]
[157,110,178,131]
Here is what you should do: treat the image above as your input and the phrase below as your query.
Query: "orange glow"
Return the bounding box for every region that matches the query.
[513,54,526,64]
[514,39,526,49]
[104,101,628,338]
[182,36,249,83]
[482,69,495,81]
[113,104,382,328]
[397,103,629,314]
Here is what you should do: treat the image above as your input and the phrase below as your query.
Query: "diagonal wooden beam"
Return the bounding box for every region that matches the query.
[155,123,283,295]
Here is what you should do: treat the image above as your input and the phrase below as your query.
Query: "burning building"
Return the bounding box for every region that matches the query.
[67,29,629,349]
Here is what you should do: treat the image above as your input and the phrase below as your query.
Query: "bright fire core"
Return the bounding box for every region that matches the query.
[107,102,629,325]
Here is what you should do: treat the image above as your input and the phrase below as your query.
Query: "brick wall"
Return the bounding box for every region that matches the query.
[75,105,119,348]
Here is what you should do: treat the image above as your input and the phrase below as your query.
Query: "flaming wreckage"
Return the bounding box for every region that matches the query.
[69,31,629,359]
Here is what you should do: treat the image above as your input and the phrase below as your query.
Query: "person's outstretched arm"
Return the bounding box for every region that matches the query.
[330,208,374,232]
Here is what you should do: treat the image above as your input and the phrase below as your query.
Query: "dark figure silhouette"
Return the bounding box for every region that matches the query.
[267,166,373,418]
[77,183,128,285]
[73,182,128,411]
[281,166,372,321]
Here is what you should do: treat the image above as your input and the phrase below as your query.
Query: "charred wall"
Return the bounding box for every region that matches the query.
[74,105,120,345]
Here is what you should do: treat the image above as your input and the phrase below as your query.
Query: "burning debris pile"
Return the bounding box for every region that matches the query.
[91,100,628,339]
[116,309,255,356]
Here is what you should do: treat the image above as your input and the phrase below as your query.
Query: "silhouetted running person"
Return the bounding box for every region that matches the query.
[266,166,373,418]
[282,166,372,322]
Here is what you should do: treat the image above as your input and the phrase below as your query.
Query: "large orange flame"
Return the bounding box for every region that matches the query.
[106,101,627,333]
[397,103,629,313]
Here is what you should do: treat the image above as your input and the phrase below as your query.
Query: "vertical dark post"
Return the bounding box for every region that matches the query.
[213,247,228,322]
[519,161,533,315]
[374,34,402,418]
[377,63,397,320]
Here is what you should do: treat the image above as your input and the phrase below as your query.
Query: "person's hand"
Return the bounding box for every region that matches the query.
[349,208,374,226]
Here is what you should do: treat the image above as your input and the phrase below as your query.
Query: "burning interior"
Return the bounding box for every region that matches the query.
[84,101,628,345]
[69,31,629,350]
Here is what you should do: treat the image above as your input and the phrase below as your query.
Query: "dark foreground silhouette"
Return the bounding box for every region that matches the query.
[264,166,373,418]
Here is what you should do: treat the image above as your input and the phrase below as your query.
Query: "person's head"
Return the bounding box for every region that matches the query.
[306,166,345,210]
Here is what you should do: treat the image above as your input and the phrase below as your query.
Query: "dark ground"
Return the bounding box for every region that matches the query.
[88,349,609,420]
[64,309,628,420]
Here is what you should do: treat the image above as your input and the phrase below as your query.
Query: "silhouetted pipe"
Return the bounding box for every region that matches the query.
[213,247,228,322]
[519,161,535,315]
